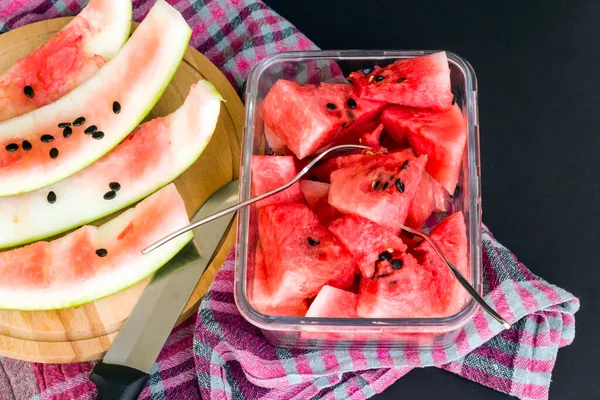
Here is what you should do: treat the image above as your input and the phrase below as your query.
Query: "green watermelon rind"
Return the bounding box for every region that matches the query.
[0,1,193,196]
[0,81,222,249]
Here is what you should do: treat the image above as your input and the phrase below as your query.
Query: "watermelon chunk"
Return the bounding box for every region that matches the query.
[0,184,192,310]
[357,252,444,318]
[260,80,386,159]
[382,104,467,194]
[250,243,308,316]
[312,148,415,183]
[300,180,341,225]
[0,0,131,123]
[348,52,453,110]
[306,286,358,318]
[251,155,304,208]
[0,1,191,197]
[328,215,407,280]
[258,203,357,308]
[264,124,288,154]
[0,81,222,249]
[415,212,469,315]
[328,155,427,233]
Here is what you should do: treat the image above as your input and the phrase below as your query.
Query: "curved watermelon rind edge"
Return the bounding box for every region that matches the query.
[0,3,193,197]
[0,80,223,250]
[0,233,194,311]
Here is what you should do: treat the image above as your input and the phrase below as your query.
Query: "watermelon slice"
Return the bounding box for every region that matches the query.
[0,184,192,310]
[305,286,358,318]
[0,0,132,123]
[0,81,221,249]
[300,180,341,225]
[249,243,308,316]
[260,80,386,159]
[357,252,444,318]
[328,215,407,280]
[328,154,427,233]
[258,203,357,308]
[250,155,304,208]
[0,0,191,197]
[382,104,467,194]
[348,52,453,110]
[415,212,469,315]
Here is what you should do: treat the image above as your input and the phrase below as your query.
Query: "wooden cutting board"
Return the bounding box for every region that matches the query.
[0,18,244,363]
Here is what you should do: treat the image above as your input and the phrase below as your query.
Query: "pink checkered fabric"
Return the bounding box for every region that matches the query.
[0,1,579,399]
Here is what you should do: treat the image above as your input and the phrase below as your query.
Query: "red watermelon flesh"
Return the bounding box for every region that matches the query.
[415,212,468,315]
[250,243,308,316]
[258,203,357,308]
[260,80,386,159]
[312,148,415,183]
[328,215,407,280]
[328,155,427,233]
[382,106,410,147]
[357,252,445,318]
[300,180,341,225]
[360,123,385,150]
[348,52,453,110]
[383,104,467,194]
[305,285,358,318]
[251,155,304,208]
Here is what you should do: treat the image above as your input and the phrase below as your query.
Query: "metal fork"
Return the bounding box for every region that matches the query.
[143,144,510,329]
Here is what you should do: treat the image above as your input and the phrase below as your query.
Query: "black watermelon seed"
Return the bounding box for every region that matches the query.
[307,237,320,246]
[378,251,393,261]
[374,75,385,82]
[5,143,18,152]
[109,182,121,191]
[22,140,32,151]
[362,67,373,75]
[49,148,59,159]
[396,78,407,83]
[63,127,73,138]
[326,103,336,110]
[395,179,405,193]
[372,180,381,190]
[84,125,97,134]
[40,134,54,143]
[382,182,389,190]
[391,259,404,270]
[73,117,85,126]
[47,191,56,204]
[95,248,108,257]
[58,122,71,128]
[347,98,357,109]
[103,190,116,200]
[92,131,105,140]
[23,86,34,98]
[401,160,409,170]
[112,101,121,114]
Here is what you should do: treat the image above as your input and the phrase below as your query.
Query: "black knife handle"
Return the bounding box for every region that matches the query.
[90,362,149,400]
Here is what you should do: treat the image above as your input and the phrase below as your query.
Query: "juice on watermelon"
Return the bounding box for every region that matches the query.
[236,50,482,350]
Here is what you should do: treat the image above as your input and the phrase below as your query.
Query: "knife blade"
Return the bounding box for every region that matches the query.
[90,180,239,400]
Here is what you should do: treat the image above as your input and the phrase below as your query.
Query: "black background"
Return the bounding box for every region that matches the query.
[264,1,598,399]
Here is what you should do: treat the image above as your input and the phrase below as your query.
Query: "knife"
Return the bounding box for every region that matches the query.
[90,180,239,400]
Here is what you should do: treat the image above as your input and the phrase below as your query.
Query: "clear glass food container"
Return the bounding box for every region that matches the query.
[234,50,481,349]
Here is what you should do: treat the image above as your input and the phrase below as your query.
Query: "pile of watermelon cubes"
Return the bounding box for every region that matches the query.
[250,52,470,319]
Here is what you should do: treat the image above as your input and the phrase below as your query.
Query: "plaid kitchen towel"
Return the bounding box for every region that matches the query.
[0,1,579,400]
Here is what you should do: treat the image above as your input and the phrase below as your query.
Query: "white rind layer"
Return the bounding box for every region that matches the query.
[0,80,222,249]
[82,0,132,60]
